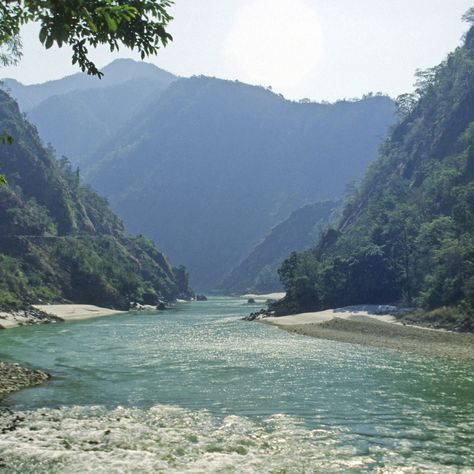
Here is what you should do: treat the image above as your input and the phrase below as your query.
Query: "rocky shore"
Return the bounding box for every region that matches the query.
[0,307,61,329]
[0,361,50,399]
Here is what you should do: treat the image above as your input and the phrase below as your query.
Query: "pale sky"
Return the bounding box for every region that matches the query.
[1,0,473,102]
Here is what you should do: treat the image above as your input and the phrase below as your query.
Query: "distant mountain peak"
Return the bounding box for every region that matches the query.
[1,59,177,112]
[100,58,176,82]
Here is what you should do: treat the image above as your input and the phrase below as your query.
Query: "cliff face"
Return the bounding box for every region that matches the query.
[274,25,474,323]
[0,90,192,309]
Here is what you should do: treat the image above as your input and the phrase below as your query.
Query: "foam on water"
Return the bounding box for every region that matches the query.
[1,298,474,473]
[2,404,473,473]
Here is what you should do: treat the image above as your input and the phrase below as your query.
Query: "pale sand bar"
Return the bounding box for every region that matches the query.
[262,306,474,361]
[0,305,125,329]
[34,305,125,322]
[241,292,286,301]
[264,306,396,326]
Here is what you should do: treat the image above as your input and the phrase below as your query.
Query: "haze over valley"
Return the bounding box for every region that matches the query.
[3,61,395,290]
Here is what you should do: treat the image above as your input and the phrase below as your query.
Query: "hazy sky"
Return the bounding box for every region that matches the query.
[1,0,473,101]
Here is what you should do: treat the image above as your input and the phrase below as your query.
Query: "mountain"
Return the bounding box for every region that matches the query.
[273,24,474,329]
[0,89,192,310]
[220,201,338,294]
[86,77,395,290]
[1,59,177,165]
[2,59,176,111]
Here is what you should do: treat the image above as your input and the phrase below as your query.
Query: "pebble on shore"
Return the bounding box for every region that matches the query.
[0,362,50,398]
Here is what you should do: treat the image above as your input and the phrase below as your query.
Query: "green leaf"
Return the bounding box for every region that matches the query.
[103,13,118,32]
[39,27,48,44]
[45,36,54,49]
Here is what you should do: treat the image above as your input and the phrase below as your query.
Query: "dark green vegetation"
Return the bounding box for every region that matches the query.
[0,1,173,77]
[399,307,473,333]
[274,25,474,330]
[0,89,192,310]
[4,63,394,291]
[221,201,338,294]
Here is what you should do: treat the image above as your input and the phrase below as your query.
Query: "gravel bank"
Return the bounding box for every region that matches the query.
[265,316,474,361]
[0,362,50,398]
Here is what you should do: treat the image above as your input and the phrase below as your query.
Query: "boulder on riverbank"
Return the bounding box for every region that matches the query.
[243,309,275,321]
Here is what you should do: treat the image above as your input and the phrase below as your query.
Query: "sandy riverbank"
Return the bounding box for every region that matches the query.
[241,292,286,301]
[34,305,125,322]
[262,307,474,361]
[0,305,125,329]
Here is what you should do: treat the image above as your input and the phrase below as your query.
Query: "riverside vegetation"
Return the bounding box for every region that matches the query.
[272,22,474,332]
[0,89,193,313]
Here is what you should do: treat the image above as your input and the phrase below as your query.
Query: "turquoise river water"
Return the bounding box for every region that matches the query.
[0,297,473,473]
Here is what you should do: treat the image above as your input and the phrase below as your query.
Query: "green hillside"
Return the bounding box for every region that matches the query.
[86,77,395,290]
[0,89,192,310]
[220,201,338,294]
[273,24,474,330]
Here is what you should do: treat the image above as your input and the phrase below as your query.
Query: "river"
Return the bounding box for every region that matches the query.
[0,297,473,473]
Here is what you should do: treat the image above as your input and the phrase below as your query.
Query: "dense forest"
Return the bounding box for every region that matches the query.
[87,78,394,290]
[220,201,338,294]
[273,24,474,330]
[3,65,395,290]
[0,89,192,310]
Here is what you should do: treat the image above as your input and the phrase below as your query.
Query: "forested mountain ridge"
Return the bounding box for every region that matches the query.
[86,76,395,290]
[273,25,474,329]
[0,89,192,309]
[2,59,177,164]
[220,201,338,294]
[2,59,176,111]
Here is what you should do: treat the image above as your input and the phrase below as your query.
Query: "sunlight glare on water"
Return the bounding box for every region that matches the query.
[0,297,473,473]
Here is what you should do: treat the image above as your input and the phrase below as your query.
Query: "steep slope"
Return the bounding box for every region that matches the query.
[27,78,170,166]
[273,25,474,328]
[87,78,395,290]
[2,59,176,111]
[2,59,177,165]
[221,201,338,294]
[0,90,192,309]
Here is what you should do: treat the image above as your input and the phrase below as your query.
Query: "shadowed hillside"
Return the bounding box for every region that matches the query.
[220,201,338,294]
[86,77,395,290]
[0,89,192,309]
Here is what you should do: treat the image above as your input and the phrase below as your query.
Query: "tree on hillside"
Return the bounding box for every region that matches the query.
[0,0,174,185]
